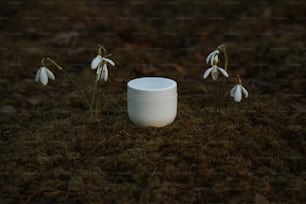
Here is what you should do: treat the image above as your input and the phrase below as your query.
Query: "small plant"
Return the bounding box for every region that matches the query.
[203,44,248,112]
[230,75,248,102]
[35,44,115,117]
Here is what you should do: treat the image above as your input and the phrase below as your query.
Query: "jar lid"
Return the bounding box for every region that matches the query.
[127,77,177,98]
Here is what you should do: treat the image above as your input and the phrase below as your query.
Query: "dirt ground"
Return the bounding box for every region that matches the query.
[0,0,305,203]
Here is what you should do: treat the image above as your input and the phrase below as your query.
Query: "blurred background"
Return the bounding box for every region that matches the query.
[1,0,305,94]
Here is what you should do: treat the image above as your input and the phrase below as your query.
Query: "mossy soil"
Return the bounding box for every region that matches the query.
[0,1,305,203]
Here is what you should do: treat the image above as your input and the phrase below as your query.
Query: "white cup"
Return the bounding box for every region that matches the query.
[127,77,177,127]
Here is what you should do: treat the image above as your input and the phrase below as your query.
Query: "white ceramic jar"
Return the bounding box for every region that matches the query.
[127,77,177,127]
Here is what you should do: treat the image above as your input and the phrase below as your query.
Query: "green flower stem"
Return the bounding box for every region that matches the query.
[215,45,228,113]
[91,45,107,116]
[98,44,107,56]
[95,80,100,116]
[90,80,98,109]
[46,57,91,111]
[91,79,102,117]
[219,44,228,71]
[91,78,99,114]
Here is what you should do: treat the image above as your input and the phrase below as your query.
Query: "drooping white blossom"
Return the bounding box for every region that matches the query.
[230,84,248,102]
[91,55,103,69]
[203,63,229,80]
[35,66,55,86]
[204,50,228,80]
[91,55,115,82]
[205,49,219,65]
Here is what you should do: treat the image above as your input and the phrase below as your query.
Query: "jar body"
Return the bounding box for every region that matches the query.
[127,77,177,127]
[128,94,177,127]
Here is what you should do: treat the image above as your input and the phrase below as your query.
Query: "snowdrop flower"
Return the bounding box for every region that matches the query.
[35,66,55,86]
[91,55,115,82]
[203,55,229,80]
[230,75,248,102]
[205,49,219,65]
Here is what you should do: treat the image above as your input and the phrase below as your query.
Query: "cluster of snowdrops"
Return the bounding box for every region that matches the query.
[35,44,248,116]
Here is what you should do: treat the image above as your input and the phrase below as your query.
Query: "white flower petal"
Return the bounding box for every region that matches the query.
[212,55,219,65]
[205,50,218,64]
[39,68,48,85]
[35,68,41,82]
[103,64,108,81]
[234,85,242,102]
[242,86,248,98]
[96,65,101,74]
[217,67,229,77]
[203,67,213,79]
[230,85,237,97]
[205,52,213,64]
[91,55,102,69]
[45,68,55,80]
[211,51,219,65]
[102,57,115,66]
[96,66,102,80]
[209,56,214,66]
[209,54,218,65]
[211,66,218,80]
